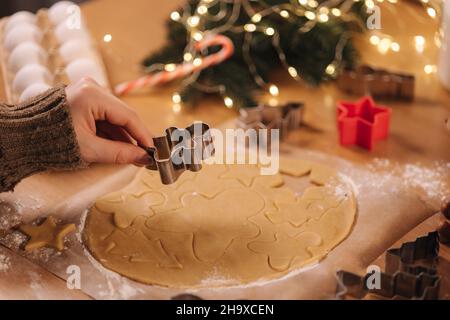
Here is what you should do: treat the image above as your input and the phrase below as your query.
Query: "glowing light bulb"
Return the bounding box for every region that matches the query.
[427,7,436,18]
[414,35,425,53]
[325,64,336,75]
[193,57,203,67]
[164,63,177,72]
[369,35,380,45]
[224,96,234,108]
[197,5,208,15]
[187,15,200,27]
[280,10,290,18]
[183,52,193,62]
[103,34,112,43]
[298,0,308,5]
[172,92,181,104]
[318,13,329,22]
[365,0,375,9]
[390,42,400,52]
[288,66,298,78]
[193,31,203,41]
[265,27,275,36]
[251,13,262,23]
[305,11,316,20]
[308,0,318,8]
[269,84,279,96]
[319,7,329,15]
[172,104,181,113]
[377,38,391,54]
[244,23,256,32]
[424,64,436,74]
[170,11,181,21]
[331,8,341,16]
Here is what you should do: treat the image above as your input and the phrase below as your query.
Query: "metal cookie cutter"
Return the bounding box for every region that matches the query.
[236,102,304,144]
[336,232,441,300]
[143,122,214,185]
[338,65,415,101]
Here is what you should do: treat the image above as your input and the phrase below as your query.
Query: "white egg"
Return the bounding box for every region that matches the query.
[3,23,43,52]
[65,58,107,87]
[5,11,36,33]
[59,39,95,64]
[48,1,79,25]
[13,64,52,95]
[54,20,90,44]
[19,83,52,102]
[8,41,47,73]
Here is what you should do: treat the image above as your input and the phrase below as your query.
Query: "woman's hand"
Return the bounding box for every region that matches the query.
[66,77,153,166]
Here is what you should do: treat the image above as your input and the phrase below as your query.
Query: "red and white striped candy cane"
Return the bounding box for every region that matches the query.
[114,34,234,96]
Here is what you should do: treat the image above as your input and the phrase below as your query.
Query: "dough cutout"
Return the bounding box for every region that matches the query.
[19,216,76,251]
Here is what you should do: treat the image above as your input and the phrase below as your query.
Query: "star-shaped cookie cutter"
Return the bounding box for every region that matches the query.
[338,64,415,101]
[236,102,304,144]
[336,232,442,300]
[143,122,214,185]
[337,96,391,151]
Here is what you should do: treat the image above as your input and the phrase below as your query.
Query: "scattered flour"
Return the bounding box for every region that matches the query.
[0,254,11,272]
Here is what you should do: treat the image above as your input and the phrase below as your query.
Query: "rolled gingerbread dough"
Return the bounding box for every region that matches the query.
[83,158,356,288]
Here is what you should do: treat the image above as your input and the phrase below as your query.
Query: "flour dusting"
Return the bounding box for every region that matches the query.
[0,254,11,272]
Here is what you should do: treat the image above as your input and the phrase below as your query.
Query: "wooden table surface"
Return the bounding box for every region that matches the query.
[0,0,449,299]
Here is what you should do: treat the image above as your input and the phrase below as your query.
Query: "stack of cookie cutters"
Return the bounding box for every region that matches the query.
[236,102,304,144]
[143,121,214,185]
[336,232,442,300]
[338,64,415,101]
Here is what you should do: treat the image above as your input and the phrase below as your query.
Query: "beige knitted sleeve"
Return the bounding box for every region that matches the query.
[0,86,85,192]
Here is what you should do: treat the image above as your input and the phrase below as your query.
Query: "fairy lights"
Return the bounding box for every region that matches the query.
[269,84,279,96]
[172,92,182,104]
[155,0,440,107]
[224,96,234,108]
[164,63,177,72]
[288,66,298,78]
[170,11,181,21]
[264,27,275,36]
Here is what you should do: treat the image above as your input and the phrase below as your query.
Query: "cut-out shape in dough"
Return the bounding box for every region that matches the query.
[96,192,165,228]
[146,188,263,262]
[84,158,357,288]
[19,216,76,251]
[248,232,322,271]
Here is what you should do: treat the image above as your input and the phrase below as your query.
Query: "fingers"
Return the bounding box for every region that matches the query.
[90,136,150,166]
[96,91,154,147]
[96,121,133,143]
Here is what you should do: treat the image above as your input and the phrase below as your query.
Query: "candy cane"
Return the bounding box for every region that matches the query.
[114,34,234,96]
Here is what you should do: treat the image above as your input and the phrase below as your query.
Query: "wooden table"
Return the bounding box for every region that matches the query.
[0,0,449,299]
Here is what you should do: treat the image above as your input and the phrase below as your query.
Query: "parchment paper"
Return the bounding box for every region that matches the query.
[0,146,444,299]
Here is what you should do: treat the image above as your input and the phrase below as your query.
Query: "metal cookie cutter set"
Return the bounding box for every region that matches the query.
[236,102,304,143]
[143,122,214,185]
[336,232,442,300]
[338,65,415,101]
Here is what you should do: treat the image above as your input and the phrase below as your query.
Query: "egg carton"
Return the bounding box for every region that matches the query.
[0,1,110,104]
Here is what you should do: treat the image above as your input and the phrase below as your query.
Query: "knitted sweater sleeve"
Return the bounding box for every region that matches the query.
[0,86,84,192]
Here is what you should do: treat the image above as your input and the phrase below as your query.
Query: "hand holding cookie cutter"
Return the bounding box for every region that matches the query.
[143,122,214,185]
[338,65,415,101]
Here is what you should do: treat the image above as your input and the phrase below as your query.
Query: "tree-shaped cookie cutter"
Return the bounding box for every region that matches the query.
[336,232,441,300]
[236,102,304,144]
[338,65,415,101]
[143,122,214,185]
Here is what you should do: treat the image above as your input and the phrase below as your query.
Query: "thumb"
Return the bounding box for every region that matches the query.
[91,136,150,166]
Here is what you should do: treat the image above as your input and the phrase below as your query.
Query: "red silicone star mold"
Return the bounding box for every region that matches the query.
[337,96,391,151]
